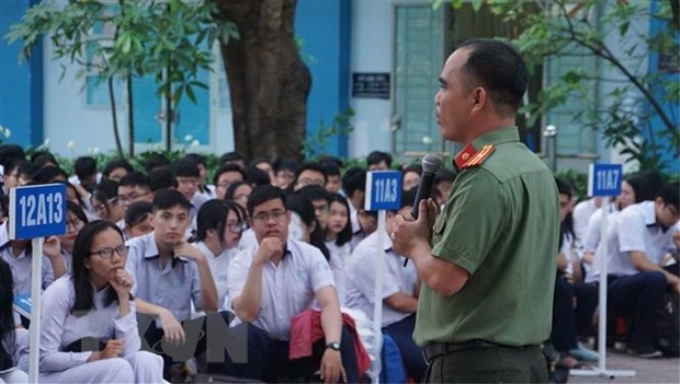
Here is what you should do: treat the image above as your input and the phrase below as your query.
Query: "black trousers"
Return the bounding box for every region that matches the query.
[422,345,548,383]
[383,314,426,381]
[137,311,236,380]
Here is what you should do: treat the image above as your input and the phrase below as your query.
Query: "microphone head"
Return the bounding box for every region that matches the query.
[421,154,443,174]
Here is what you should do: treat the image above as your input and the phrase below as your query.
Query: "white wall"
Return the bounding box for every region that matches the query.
[348,0,395,158]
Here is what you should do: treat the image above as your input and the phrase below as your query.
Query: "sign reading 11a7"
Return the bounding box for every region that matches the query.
[587,163,623,197]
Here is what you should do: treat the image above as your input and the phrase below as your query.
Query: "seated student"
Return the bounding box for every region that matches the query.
[125,189,230,378]
[101,159,134,184]
[351,209,378,251]
[341,167,366,236]
[272,158,298,190]
[1,259,29,383]
[123,201,154,241]
[183,154,216,199]
[325,194,354,307]
[68,156,101,193]
[250,157,275,184]
[224,181,253,212]
[401,164,422,192]
[366,151,392,171]
[213,165,247,201]
[171,159,208,215]
[297,185,332,232]
[322,163,342,194]
[286,194,331,262]
[225,185,360,382]
[292,162,327,192]
[43,201,88,274]
[148,166,178,195]
[192,199,244,311]
[39,221,164,383]
[345,188,425,381]
[604,182,680,358]
[91,179,123,223]
[433,168,456,207]
[117,172,153,228]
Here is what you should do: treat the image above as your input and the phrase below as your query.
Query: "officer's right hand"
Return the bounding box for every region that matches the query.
[159,309,186,345]
[254,237,283,265]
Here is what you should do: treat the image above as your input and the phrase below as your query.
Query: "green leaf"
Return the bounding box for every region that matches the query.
[185,84,196,103]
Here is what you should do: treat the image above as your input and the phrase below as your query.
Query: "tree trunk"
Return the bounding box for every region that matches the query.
[108,76,125,159]
[127,73,135,157]
[216,0,311,162]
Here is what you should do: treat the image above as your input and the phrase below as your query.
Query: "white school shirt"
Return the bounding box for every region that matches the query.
[344,231,418,328]
[237,228,258,251]
[125,232,203,323]
[0,223,54,295]
[559,233,576,276]
[227,239,335,340]
[591,201,678,281]
[573,198,598,244]
[325,240,351,306]
[39,275,141,373]
[194,241,236,311]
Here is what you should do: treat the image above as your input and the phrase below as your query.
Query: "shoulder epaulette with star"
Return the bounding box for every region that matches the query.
[454,144,496,170]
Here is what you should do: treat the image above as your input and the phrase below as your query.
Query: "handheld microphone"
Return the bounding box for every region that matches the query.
[404,154,442,266]
[410,154,443,220]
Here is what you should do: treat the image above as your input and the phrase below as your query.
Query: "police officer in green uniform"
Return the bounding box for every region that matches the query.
[392,38,559,383]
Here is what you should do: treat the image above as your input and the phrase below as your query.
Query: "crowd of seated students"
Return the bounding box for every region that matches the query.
[0,142,677,383]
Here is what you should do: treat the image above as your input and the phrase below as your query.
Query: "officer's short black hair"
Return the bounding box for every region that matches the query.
[152,188,190,212]
[171,159,200,178]
[143,152,170,173]
[247,185,286,218]
[657,182,679,213]
[366,151,392,168]
[457,38,528,115]
[74,156,97,180]
[102,159,134,178]
[244,166,270,187]
[148,166,177,192]
[119,172,151,191]
[342,167,366,198]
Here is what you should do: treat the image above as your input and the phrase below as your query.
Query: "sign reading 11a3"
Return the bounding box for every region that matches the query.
[365,171,402,211]
[587,163,623,197]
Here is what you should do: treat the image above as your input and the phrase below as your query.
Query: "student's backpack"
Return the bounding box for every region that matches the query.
[657,291,679,357]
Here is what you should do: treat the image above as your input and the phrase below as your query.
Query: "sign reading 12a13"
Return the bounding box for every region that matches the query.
[9,184,67,240]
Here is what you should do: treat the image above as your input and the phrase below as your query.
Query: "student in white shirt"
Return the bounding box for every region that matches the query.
[47,201,88,273]
[39,220,164,383]
[573,197,601,245]
[117,172,153,229]
[325,194,354,307]
[605,183,680,358]
[183,154,217,200]
[224,181,253,213]
[123,201,154,241]
[90,179,123,223]
[192,199,244,311]
[225,185,359,382]
[0,259,28,383]
[345,188,424,380]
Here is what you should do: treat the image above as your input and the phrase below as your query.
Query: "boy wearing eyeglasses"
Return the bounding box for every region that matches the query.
[225,185,360,383]
[124,189,231,379]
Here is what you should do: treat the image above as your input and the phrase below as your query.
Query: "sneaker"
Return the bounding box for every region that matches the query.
[627,345,663,359]
[569,343,599,362]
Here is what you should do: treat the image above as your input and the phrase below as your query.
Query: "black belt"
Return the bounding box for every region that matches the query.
[423,340,538,362]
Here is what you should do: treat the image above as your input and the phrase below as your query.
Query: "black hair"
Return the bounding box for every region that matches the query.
[0,144,25,170]
[74,156,97,180]
[0,195,8,220]
[212,164,247,186]
[294,162,327,184]
[30,150,58,166]
[321,163,341,178]
[148,166,178,192]
[92,179,118,218]
[250,157,272,168]
[152,188,191,212]
[273,158,299,174]
[327,193,353,246]
[243,166,271,187]
[118,172,151,190]
[297,185,331,205]
[657,182,680,213]
[287,194,330,260]
[435,168,457,184]
[67,199,89,225]
[247,185,286,218]
[366,151,392,168]
[183,153,206,167]
[125,201,153,227]
[457,38,528,115]
[219,151,245,165]
[626,170,664,203]
[318,155,344,169]
[400,187,418,210]
[555,177,575,250]
[0,259,16,366]
[171,159,200,178]
[225,181,252,200]
[143,152,170,173]
[402,164,422,176]
[195,199,244,243]
[71,221,128,316]
[32,166,68,184]
[555,177,573,199]
[102,159,134,179]
[341,167,366,198]
[62,181,86,208]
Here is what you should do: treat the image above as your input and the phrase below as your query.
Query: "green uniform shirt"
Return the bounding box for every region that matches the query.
[413,127,559,347]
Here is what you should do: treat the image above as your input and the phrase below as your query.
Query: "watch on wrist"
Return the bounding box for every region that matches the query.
[326,342,341,351]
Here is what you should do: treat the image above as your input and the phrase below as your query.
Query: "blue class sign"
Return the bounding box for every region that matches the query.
[587,163,623,197]
[365,170,402,211]
[9,184,67,240]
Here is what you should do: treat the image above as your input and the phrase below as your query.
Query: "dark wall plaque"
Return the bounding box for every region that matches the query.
[352,73,390,100]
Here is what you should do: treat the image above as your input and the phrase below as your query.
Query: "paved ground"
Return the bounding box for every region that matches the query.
[569,350,679,384]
